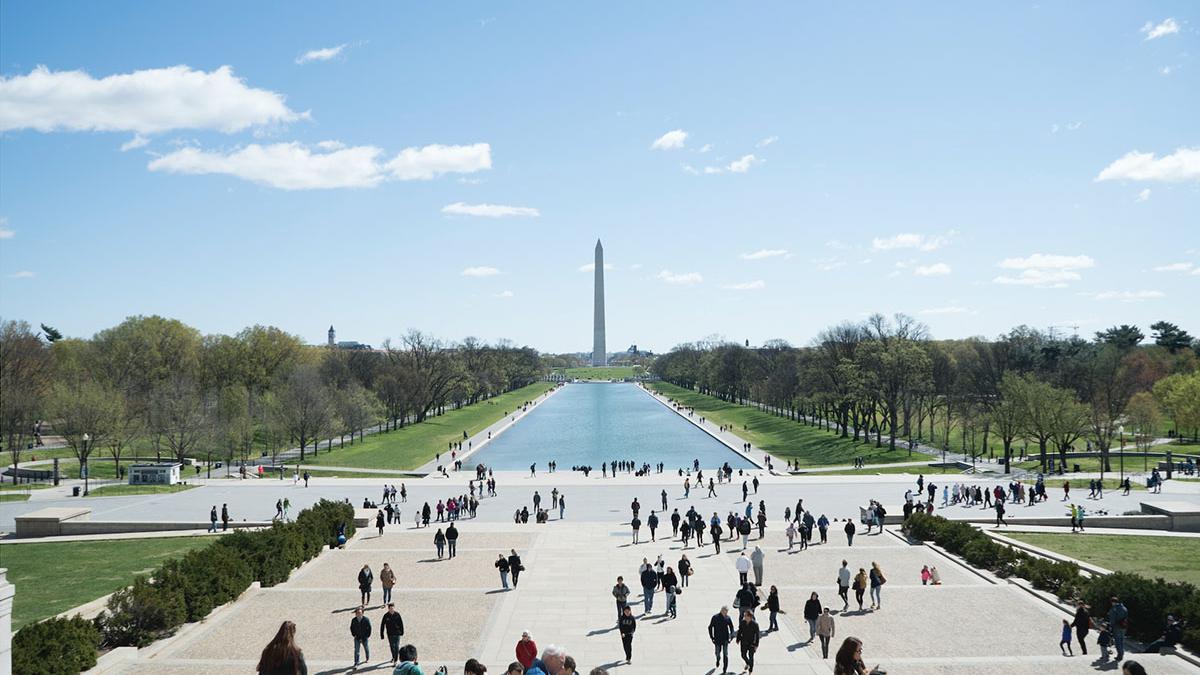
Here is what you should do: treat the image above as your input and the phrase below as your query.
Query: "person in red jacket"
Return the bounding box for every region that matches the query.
[515,630,538,669]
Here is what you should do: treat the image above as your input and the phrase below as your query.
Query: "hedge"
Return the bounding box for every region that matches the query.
[904,513,1199,652]
[12,499,355,674]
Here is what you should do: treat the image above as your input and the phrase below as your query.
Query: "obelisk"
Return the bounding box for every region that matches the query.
[592,239,607,366]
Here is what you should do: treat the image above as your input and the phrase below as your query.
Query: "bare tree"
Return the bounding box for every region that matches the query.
[0,320,51,478]
[274,366,332,461]
[151,376,212,466]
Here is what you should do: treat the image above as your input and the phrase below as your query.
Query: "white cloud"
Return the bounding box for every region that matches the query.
[650,129,687,150]
[722,280,766,291]
[871,233,949,252]
[441,202,539,218]
[316,140,346,151]
[148,141,490,190]
[1152,262,1194,273]
[1161,66,1173,76]
[698,144,713,153]
[0,65,301,134]
[919,306,969,316]
[1067,122,1082,131]
[1136,188,1152,202]
[681,164,699,175]
[1141,18,1180,40]
[7,270,35,278]
[0,217,12,239]
[727,154,759,173]
[1096,147,1200,183]
[740,249,788,260]
[495,290,514,298]
[756,136,778,148]
[656,269,703,285]
[296,44,347,64]
[703,166,724,174]
[825,240,850,250]
[461,266,500,277]
[578,263,615,273]
[120,134,149,151]
[1086,290,1166,302]
[994,269,1083,287]
[993,253,1095,287]
[914,262,952,276]
[813,258,845,272]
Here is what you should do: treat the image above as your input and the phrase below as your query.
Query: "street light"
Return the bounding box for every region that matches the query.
[1118,425,1125,484]
[81,432,91,496]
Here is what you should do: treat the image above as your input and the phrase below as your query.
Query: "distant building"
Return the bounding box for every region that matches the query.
[128,463,181,485]
[325,325,373,350]
[328,325,336,347]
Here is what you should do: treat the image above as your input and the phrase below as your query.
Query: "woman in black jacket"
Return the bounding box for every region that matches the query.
[1071,603,1091,655]
[761,585,784,632]
[618,606,637,663]
[357,565,373,606]
[804,592,823,640]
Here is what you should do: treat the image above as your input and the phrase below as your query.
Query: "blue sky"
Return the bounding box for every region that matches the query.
[1,2,1196,353]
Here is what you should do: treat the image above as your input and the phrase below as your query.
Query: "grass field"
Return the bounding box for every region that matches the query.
[0,493,30,502]
[2,537,215,630]
[558,366,638,380]
[794,463,942,476]
[0,483,53,492]
[85,483,197,497]
[300,468,422,479]
[649,382,916,467]
[302,381,557,470]
[1002,533,1200,586]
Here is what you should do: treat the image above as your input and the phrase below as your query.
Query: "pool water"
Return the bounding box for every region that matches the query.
[467,382,755,470]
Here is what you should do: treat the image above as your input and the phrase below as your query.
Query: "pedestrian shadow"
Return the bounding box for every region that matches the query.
[416,558,445,563]
[586,626,618,636]
[330,605,364,614]
[595,661,625,670]
[484,588,511,595]
[1090,657,1120,671]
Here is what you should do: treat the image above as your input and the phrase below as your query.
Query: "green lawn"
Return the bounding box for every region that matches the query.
[0,483,53,492]
[302,382,557,470]
[794,463,943,476]
[299,468,422,479]
[0,493,30,502]
[85,483,197,497]
[559,366,638,380]
[1002,533,1200,586]
[2,537,215,630]
[648,382,916,467]
[46,459,122,480]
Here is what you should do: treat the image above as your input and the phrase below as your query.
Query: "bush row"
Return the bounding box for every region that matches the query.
[13,499,355,674]
[903,513,1200,652]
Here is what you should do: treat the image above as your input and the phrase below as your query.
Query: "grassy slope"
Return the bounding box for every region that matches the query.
[1003,533,1200,586]
[648,382,915,467]
[0,493,30,502]
[85,483,197,497]
[559,366,638,379]
[3,537,214,630]
[303,381,556,470]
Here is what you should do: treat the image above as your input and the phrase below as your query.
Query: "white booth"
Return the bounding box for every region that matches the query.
[128,463,182,485]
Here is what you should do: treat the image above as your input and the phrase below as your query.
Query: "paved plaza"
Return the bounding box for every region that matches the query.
[78,476,1199,674]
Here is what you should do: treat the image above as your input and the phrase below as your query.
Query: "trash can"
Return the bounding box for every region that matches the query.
[72,486,81,497]
[1073,464,1080,473]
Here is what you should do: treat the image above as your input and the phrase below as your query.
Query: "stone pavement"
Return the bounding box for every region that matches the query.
[104,519,1199,675]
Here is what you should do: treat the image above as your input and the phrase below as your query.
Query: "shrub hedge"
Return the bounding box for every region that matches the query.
[12,499,354,674]
[903,513,1199,652]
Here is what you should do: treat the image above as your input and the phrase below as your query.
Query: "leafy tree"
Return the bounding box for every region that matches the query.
[274,365,332,461]
[1095,324,1144,350]
[47,379,122,490]
[0,319,51,475]
[1126,392,1161,456]
[150,376,211,465]
[39,323,63,342]
[1150,321,1193,353]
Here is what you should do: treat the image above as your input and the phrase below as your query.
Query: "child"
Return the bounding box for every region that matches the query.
[920,565,931,585]
[929,566,942,585]
[1060,619,1074,655]
[666,583,679,618]
[1097,623,1112,661]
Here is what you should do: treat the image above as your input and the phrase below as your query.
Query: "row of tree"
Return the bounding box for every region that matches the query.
[652,316,1199,473]
[0,317,543,476]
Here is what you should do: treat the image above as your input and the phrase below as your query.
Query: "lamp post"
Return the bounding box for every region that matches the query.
[81,432,91,496]
[1118,425,1124,484]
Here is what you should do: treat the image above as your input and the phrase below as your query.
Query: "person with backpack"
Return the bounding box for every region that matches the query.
[1107,596,1129,662]
[868,562,886,609]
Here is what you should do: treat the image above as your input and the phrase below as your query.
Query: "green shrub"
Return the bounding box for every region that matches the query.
[157,543,254,621]
[99,576,187,647]
[1081,572,1200,652]
[12,616,100,675]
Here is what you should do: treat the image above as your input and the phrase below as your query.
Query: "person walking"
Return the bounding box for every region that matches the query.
[868,562,885,610]
[761,586,783,632]
[736,552,751,586]
[256,620,308,675]
[1060,619,1075,655]
[853,568,868,611]
[376,509,385,537]
[844,519,855,546]
[379,603,404,666]
[221,503,230,531]
[750,546,765,587]
[496,554,511,590]
[446,522,459,558]
[612,575,631,620]
[1072,603,1091,655]
[709,606,735,673]
[817,513,830,543]
[208,505,219,533]
[736,583,759,619]
[1108,596,1129,662]
[786,520,797,549]
[631,515,641,544]
[558,494,565,520]
[661,489,668,511]
[508,549,523,587]
[379,563,396,604]
[350,606,371,669]
[736,609,760,673]
[671,508,681,536]
[357,564,374,606]
[837,560,851,611]
[640,563,658,613]
[664,567,679,619]
[678,553,692,588]
[804,592,822,640]
[816,607,836,659]
[515,631,538,670]
[648,511,659,542]
[618,606,636,663]
[434,528,446,559]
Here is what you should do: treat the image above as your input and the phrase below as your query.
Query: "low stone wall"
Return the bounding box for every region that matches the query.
[13,507,272,538]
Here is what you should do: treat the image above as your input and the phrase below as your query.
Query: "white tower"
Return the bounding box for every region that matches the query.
[592,240,607,366]
[328,325,336,348]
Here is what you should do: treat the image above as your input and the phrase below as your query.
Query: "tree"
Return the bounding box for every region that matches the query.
[274,366,332,461]
[47,379,122,492]
[1,320,51,476]
[1095,325,1144,350]
[1150,321,1193,353]
[1008,373,1056,472]
[150,376,211,466]
[334,383,382,445]
[39,324,63,342]
[1073,345,1146,473]
[992,373,1027,473]
[1153,372,1200,441]
[1126,392,1162,460]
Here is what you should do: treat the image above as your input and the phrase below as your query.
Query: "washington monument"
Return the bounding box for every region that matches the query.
[592,239,607,366]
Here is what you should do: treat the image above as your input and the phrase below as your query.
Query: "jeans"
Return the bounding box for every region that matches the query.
[382,587,392,603]
[742,534,749,549]
[807,618,816,638]
[436,543,444,558]
[667,593,677,617]
[386,634,400,662]
[354,637,369,664]
[681,572,689,587]
[870,586,881,607]
[500,570,509,589]
[819,635,831,658]
[846,533,854,546]
[448,540,456,558]
[740,644,755,671]
[753,566,763,587]
[208,521,218,533]
[1114,629,1125,660]
[769,610,778,631]
[621,633,633,660]
[616,600,627,620]
[838,585,849,607]
[714,640,729,671]
[739,572,748,585]
[643,587,654,612]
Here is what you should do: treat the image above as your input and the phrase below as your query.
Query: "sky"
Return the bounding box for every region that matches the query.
[0,2,1197,354]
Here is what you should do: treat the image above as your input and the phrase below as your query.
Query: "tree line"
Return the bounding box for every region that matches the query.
[651,315,1200,473]
[0,316,543,476]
